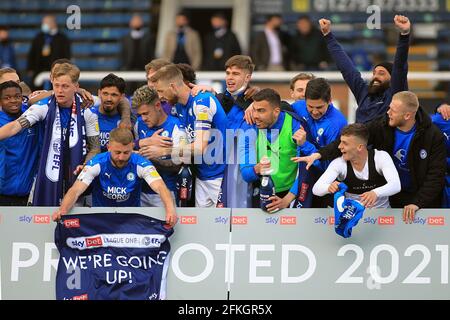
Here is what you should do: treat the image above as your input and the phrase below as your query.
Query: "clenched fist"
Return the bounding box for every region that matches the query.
[319,18,331,36]
[394,15,411,35]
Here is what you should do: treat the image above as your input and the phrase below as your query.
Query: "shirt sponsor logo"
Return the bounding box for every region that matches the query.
[232,216,248,225]
[64,218,80,228]
[428,216,445,225]
[103,186,130,202]
[180,216,197,224]
[378,216,395,225]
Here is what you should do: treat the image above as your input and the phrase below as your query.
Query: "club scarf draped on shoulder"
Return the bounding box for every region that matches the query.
[32,94,87,206]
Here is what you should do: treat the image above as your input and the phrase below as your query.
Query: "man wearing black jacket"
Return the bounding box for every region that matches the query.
[202,13,241,71]
[294,91,446,224]
[27,15,71,90]
[319,15,410,123]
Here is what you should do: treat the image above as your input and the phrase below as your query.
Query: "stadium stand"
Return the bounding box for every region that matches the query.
[3,0,152,75]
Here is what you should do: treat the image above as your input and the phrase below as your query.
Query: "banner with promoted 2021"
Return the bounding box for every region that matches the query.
[0,207,449,299]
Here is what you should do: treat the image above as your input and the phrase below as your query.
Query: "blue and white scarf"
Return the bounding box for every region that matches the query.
[32,94,87,206]
[333,182,365,238]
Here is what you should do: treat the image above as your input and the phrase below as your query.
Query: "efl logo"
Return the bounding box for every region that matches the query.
[180,216,197,224]
[86,236,103,247]
[33,215,51,224]
[64,218,80,228]
[329,216,335,225]
[232,216,248,225]
[280,216,296,225]
[378,216,395,225]
[428,217,445,225]
[73,294,88,300]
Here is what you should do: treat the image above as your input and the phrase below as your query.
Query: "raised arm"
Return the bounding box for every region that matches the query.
[390,15,411,94]
[319,18,367,100]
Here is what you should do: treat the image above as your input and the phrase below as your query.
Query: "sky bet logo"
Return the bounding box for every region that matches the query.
[180,216,197,224]
[19,215,51,224]
[86,236,103,247]
[232,216,248,225]
[265,216,297,225]
[314,216,334,225]
[428,216,445,225]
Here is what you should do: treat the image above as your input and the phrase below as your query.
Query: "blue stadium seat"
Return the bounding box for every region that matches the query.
[72,43,93,56]
[9,29,38,41]
[13,43,31,55]
[438,43,450,54]
[67,28,129,40]
[438,59,450,70]
[92,43,121,55]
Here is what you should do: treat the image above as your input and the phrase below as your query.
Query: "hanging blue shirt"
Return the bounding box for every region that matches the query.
[90,106,121,152]
[393,125,416,191]
[135,115,186,193]
[175,92,226,180]
[78,152,162,207]
[0,107,40,196]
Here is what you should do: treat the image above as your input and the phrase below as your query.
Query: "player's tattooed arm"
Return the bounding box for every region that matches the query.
[85,135,101,163]
[18,116,31,128]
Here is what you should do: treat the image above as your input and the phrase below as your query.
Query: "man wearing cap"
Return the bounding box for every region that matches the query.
[319,15,411,123]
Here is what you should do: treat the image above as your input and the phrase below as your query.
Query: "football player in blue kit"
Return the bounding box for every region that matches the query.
[151,64,227,207]
[0,81,41,205]
[90,73,128,152]
[132,85,187,206]
[52,128,177,227]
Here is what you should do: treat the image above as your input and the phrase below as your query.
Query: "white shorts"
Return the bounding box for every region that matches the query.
[141,192,176,207]
[195,177,223,208]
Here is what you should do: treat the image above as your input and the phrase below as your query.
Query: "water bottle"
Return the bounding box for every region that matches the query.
[259,156,277,212]
[176,165,192,207]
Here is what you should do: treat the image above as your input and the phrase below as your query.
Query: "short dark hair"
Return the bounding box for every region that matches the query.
[305,78,331,102]
[0,80,22,96]
[212,12,227,20]
[177,10,190,21]
[266,14,282,22]
[225,55,255,74]
[100,73,126,93]
[297,14,311,22]
[341,123,369,144]
[176,63,196,84]
[252,88,281,108]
